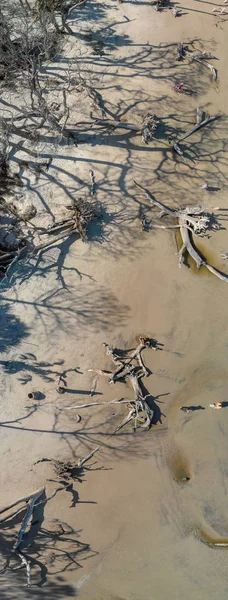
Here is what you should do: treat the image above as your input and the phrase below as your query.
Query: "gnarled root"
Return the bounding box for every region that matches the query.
[135,181,228,282]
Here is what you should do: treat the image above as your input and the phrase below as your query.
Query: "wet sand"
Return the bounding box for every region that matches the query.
[1,0,228,598]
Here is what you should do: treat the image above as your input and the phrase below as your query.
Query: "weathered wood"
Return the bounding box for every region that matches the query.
[62,339,154,432]
[108,337,151,383]
[185,50,217,81]
[179,223,228,281]
[179,218,205,269]
[135,181,228,282]
[13,488,45,551]
[0,485,61,586]
[0,487,45,516]
[134,181,176,216]
[58,398,129,410]
[77,446,101,468]
[128,373,153,428]
[176,115,220,144]
[205,264,228,282]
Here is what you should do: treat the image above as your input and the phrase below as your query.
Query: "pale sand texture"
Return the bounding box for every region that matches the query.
[0,0,228,598]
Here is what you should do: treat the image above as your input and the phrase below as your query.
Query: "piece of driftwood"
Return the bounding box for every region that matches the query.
[212,6,228,14]
[176,42,185,61]
[90,374,99,396]
[43,197,100,244]
[94,113,158,144]
[172,112,220,156]
[177,44,218,81]
[58,338,154,431]
[77,446,101,468]
[35,446,101,481]
[58,397,130,410]
[176,115,220,144]
[196,107,204,125]
[0,487,44,586]
[0,487,45,517]
[135,181,228,282]
[13,488,45,552]
[0,486,62,585]
[103,336,152,383]
[173,6,181,16]
[185,50,217,81]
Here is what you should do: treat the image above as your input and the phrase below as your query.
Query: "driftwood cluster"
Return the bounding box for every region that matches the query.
[136,181,228,282]
[59,337,156,432]
[0,442,101,586]
[37,195,100,248]
[0,194,100,277]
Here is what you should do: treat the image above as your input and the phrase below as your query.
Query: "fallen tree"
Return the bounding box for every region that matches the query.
[135,181,228,283]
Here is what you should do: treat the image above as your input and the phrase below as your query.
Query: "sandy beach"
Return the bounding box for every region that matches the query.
[1,0,228,598]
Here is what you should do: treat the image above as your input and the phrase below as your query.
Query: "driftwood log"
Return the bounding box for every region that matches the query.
[0,486,59,586]
[135,181,228,282]
[173,109,220,156]
[58,337,155,432]
[176,44,218,81]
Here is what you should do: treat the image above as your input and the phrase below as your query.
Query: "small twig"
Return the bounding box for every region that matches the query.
[90,375,99,396]
[57,398,129,410]
[77,446,101,468]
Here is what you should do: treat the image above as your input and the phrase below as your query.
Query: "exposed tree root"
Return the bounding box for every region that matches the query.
[35,446,101,480]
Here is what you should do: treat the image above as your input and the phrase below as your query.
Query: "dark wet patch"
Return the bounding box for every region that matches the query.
[168,448,191,484]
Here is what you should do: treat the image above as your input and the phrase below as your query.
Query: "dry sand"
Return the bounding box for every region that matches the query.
[1,0,228,598]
